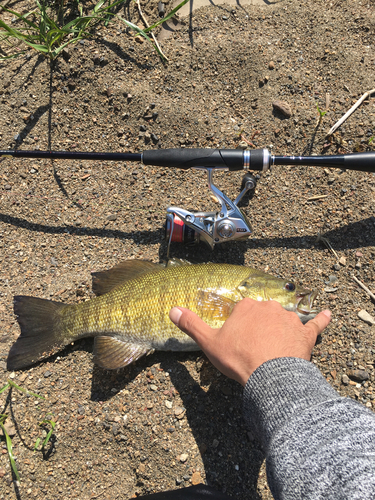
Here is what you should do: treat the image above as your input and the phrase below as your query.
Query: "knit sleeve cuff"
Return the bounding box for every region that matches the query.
[243,357,341,451]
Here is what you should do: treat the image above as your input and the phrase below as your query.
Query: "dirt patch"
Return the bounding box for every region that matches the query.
[0,0,374,499]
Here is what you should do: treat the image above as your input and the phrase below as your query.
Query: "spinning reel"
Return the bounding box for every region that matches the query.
[165,167,257,255]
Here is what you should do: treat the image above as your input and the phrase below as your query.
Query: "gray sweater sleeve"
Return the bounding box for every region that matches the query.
[243,357,375,500]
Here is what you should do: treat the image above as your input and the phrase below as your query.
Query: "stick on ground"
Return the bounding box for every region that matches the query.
[136,0,168,61]
[327,89,375,137]
[352,275,375,303]
[327,88,375,136]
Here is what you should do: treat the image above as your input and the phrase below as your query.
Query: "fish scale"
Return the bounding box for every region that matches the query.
[7,260,318,371]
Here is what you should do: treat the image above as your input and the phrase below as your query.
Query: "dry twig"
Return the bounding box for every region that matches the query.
[327,88,375,136]
[352,275,375,303]
[136,0,168,61]
[240,133,255,147]
[315,232,339,260]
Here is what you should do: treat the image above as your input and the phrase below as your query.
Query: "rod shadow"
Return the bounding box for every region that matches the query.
[1,212,373,255]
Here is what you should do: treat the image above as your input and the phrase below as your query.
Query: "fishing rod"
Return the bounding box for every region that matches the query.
[2,148,374,253]
[1,147,375,172]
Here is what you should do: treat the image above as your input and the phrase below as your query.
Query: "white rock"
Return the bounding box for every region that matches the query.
[338,256,347,266]
[358,309,375,326]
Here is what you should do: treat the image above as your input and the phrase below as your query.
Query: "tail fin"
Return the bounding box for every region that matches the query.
[7,296,68,371]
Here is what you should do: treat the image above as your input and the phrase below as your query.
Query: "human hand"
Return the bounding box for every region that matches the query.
[169,298,331,386]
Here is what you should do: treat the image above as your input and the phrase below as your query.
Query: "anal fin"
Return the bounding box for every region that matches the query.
[93,336,151,369]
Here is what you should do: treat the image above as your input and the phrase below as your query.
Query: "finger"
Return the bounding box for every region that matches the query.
[169,307,214,348]
[305,309,331,340]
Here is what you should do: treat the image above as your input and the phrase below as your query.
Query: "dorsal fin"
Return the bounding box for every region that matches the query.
[92,260,161,296]
[165,258,192,267]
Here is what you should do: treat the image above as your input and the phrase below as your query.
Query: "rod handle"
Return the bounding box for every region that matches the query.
[343,152,375,172]
[142,148,245,170]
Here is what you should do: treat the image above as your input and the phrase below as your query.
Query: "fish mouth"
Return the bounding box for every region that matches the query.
[296,289,318,315]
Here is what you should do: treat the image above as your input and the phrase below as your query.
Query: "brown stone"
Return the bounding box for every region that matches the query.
[348,369,369,382]
[191,471,202,485]
[272,100,292,118]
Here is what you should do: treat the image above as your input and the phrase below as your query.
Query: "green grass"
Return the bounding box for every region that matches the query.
[0,412,19,480]
[316,102,328,120]
[0,0,189,61]
[34,413,56,451]
[0,380,55,481]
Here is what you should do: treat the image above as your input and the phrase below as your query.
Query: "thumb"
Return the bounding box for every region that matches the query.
[169,307,214,349]
[305,309,332,340]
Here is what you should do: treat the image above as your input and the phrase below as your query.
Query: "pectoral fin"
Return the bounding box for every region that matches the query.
[93,336,152,369]
[196,291,235,320]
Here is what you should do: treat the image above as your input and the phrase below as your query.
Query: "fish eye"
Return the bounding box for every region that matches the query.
[285,282,296,292]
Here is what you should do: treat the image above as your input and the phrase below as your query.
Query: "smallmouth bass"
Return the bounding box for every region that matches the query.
[7,259,318,371]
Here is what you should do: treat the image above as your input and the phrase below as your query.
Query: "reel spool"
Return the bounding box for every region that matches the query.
[165,213,200,246]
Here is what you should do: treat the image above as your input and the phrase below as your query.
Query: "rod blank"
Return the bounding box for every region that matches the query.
[0,150,142,162]
[273,152,375,173]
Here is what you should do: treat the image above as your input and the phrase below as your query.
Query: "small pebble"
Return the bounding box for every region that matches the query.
[325,275,338,285]
[272,100,292,118]
[342,374,349,385]
[1,420,16,437]
[324,287,338,293]
[338,256,347,266]
[358,310,375,326]
[179,453,188,463]
[191,471,202,485]
[221,386,232,396]
[348,369,369,382]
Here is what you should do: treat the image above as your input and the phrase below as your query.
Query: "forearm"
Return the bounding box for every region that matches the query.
[243,358,375,500]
